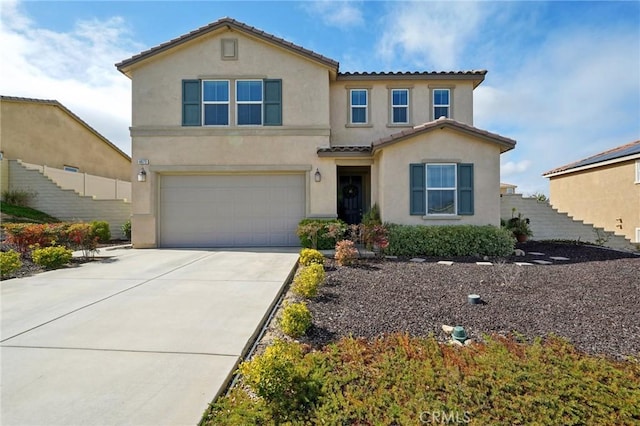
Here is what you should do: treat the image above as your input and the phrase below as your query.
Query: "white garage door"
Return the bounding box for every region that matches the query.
[160,174,305,247]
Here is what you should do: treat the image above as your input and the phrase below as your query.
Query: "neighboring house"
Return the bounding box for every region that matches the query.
[500,182,518,195]
[543,140,640,243]
[0,96,131,187]
[116,17,516,248]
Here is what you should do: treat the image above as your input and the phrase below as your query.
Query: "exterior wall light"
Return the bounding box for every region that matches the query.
[314,168,321,182]
[137,167,147,182]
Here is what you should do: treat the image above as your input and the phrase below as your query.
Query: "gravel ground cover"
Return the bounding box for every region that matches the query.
[302,242,640,360]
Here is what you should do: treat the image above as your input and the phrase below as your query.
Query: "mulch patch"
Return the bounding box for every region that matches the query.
[302,242,639,360]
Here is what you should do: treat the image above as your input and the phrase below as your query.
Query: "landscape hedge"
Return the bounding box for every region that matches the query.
[385,224,514,257]
[296,219,346,250]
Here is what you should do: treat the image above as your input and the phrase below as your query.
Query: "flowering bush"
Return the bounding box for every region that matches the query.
[0,250,22,277]
[335,240,358,266]
[299,248,325,266]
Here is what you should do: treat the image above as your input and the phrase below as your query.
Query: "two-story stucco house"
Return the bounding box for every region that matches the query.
[116,18,516,248]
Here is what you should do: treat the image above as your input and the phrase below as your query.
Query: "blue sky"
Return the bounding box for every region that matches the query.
[1,0,639,195]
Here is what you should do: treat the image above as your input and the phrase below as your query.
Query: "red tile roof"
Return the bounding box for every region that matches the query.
[116,17,339,73]
[371,118,516,153]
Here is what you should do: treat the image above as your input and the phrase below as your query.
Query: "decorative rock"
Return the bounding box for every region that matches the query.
[483,255,490,261]
[476,261,493,266]
[549,256,570,261]
[437,260,454,265]
[449,339,464,346]
[442,324,454,334]
[532,260,553,265]
[464,338,475,346]
[410,258,426,263]
[384,255,398,260]
[515,262,534,266]
[514,249,526,256]
[528,252,546,256]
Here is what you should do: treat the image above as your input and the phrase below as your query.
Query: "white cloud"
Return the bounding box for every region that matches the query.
[500,159,532,177]
[0,0,141,155]
[377,2,486,69]
[305,0,364,28]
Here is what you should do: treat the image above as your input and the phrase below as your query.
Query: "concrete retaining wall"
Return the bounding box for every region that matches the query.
[501,194,636,251]
[7,160,131,240]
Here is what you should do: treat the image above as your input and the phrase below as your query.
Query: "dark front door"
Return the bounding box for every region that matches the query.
[338,175,363,224]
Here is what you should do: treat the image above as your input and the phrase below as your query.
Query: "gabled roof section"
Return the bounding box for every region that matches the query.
[543,140,640,177]
[115,17,339,76]
[371,117,516,153]
[0,95,131,161]
[338,70,487,88]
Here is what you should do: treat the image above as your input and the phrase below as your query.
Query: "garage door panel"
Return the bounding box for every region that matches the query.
[160,175,305,247]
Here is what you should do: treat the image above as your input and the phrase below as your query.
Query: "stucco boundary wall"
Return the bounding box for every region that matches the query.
[6,160,131,240]
[500,194,636,252]
[19,161,131,200]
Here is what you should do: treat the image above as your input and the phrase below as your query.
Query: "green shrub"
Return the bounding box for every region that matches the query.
[292,263,325,298]
[386,224,514,257]
[296,219,346,250]
[1,189,34,206]
[90,221,111,243]
[31,245,73,269]
[238,339,321,421]
[279,302,312,337]
[299,248,325,266]
[121,219,132,240]
[0,250,22,277]
[335,239,358,266]
[205,334,640,425]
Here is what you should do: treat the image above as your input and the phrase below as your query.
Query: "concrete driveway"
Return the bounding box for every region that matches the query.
[1,247,299,425]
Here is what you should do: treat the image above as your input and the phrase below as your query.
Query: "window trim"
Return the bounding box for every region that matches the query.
[236,79,263,126]
[426,163,457,216]
[202,79,230,127]
[346,87,371,127]
[635,160,640,184]
[64,165,79,173]
[390,88,410,125]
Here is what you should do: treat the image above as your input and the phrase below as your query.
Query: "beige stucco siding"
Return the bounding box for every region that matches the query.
[549,160,640,242]
[0,100,130,180]
[329,80,475,146]
[377,128,501,226]
[129,30,331,128]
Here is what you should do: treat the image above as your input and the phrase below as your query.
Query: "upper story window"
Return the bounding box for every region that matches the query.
[182,79,281,127]
[237,80,263,126]
[391,89,409,124]
[64,165,79,173]
[350,89,368,124]
[203,80,229,126]
[433,89,450,119]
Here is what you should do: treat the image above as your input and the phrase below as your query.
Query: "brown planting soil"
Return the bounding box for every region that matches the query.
[300,242,639,360]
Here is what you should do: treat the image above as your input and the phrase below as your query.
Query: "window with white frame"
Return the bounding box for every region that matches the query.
[391,89,409,124]
[237,80,263,125]
[64,165,79,173]
[350,89,368,124]
[203,80,229,126]
[433,89,450,119]
[426,164,456,214]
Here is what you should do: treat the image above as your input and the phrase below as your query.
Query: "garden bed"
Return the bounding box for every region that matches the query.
[300,241,639,360]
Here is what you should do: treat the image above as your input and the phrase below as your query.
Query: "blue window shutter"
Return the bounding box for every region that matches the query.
[263,79,282,126]
[457,163,474,215]
[182,80,201,126]
[410,163,426,215]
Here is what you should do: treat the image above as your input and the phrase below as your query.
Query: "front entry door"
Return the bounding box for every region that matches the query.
[338,175,363,224]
